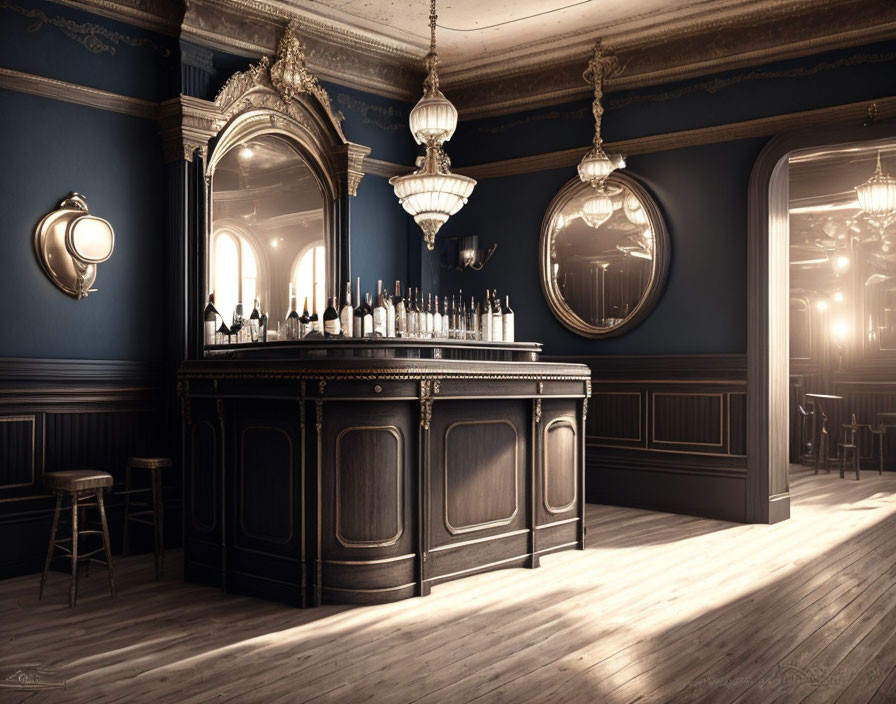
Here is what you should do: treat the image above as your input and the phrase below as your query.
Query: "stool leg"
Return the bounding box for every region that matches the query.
[880,434,885,475]
[840,446,845,479]
[70,493,79,608]
[39,493,63,600]
[153,469,164,579]
[122,465,131,556]
[855,449,860,481]
[96,488,115,599]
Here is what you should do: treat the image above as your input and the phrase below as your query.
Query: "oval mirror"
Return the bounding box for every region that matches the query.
[540,173,669,338]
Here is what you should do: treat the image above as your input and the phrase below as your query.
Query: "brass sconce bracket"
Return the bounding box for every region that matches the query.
[34,193,115,300]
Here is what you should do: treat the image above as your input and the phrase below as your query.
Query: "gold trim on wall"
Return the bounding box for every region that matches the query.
[335,425,403,549]
[443,419,519,536]
[543,416,578,515]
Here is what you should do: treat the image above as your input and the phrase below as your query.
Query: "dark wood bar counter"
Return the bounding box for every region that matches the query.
[179,340,590,606]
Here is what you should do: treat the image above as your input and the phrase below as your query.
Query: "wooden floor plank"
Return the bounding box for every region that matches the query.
[1,472,895,704]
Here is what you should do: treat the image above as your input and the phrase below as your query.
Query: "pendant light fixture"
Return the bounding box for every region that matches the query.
[390,0,475,250]
[855,150,896,227]
[578,42,624,229]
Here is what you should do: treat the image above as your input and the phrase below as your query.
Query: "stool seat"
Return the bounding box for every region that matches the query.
[44,470,113,492]
[127,457,172,470]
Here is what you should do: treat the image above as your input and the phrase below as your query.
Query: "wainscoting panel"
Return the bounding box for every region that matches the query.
[0,359,166,579]
[549,354,748,523]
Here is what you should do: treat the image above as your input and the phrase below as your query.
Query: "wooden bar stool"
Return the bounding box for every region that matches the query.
[40,470,115,607]
[840,414,860,480]
[123,457,171,579]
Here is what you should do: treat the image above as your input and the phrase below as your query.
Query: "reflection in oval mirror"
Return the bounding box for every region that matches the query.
[211,135,326,334]
[540,173,669,338]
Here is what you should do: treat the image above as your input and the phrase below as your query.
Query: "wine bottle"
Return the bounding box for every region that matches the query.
[503,295,515,342]
[492,289,504,343]
[449,295,457,340]
[395,282,407,338]
[259,304,268,343]
[481,290,493,342]
[299,295,311,338]
[362,292,374,337]
[459,296,467,340]
[423,293,432,339]
[285,284,300,340]
[353,277,364,338]
[442,296,450,338]
[373,287,387,337]
[310,285,321,334]
[471,297,481,342]
[249,297,261,343]
[324,295,341,337]
[408,287,419,339]
[340,280,353,338]
[433,295,442,339]
[203,292,220,347]
[386,282,396,338]
[232,303,245,344]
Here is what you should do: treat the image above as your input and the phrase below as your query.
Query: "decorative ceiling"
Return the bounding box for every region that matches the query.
[60,0,896,117]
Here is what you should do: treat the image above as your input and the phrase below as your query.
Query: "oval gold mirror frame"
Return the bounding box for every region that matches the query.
[539,172,670,338]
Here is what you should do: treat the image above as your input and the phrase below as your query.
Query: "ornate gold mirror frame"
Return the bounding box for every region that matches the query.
[163,22,370,323]
[539,172,670,338]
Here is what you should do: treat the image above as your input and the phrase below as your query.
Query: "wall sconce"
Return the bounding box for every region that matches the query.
[34,193,115,299]
[457,235,497,271]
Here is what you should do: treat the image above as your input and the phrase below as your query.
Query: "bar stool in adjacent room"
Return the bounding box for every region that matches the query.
[40,470,115,607]
[122,457,171,579]
[839,413,860,480]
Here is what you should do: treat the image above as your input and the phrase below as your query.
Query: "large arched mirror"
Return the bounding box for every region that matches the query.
[193,22,370,350]
[210,135,326,329]
[540,172,670,338]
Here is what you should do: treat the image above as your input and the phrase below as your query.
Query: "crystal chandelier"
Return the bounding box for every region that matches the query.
[390,0,475,250]
[855,151,896,228]
[578,42,624,228]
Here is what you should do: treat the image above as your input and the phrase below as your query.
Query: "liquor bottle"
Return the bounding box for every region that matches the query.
[433,295,442,339]
[340,280,353,338]
[299,295,311,338]
[424,294,434,339]
[203,293,220,347]
[249,297,261,342]
[373,287,387,337]
[442,297,450,338]
[324,295,341,337]
[481,290,493,342]
[503,295,515,342]
[362,293,374,337]
[386,282,396,338]
[353,278,364,338]
[492,290,504,343]
[232,303,245,343]
[310,285,321,334]
[471,298,481,342]
[408,287,419,339]
[259,305,268,343]
[395,282,407,338]
[449,295,457,340]
[285,284,300,340]
[459,296,467,340]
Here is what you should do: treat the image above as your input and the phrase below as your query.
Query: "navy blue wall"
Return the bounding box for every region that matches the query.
[436,40,896,355]
[0,0,175,361]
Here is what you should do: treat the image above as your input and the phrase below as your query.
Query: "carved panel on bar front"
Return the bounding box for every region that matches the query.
[335,426,403,548]
[444,420,519,534]
[544,417,577,514]
[239,426,294,544]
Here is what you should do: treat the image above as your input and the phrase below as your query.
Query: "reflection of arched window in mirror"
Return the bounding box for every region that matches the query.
[291,242,326,316]
[210,134,326,328]
[212,230,260,323]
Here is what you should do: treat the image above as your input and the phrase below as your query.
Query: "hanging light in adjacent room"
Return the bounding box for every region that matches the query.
[390,0,476,250]
[855,151,896,221]
[577,42,625,228]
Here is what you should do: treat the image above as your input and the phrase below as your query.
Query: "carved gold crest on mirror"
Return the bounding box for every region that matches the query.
[540,173,669,338]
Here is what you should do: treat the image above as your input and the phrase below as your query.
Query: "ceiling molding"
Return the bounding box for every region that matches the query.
[50,0,182,36]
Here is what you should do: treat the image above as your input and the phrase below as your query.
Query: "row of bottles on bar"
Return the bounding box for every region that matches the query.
[203,279,515,345]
